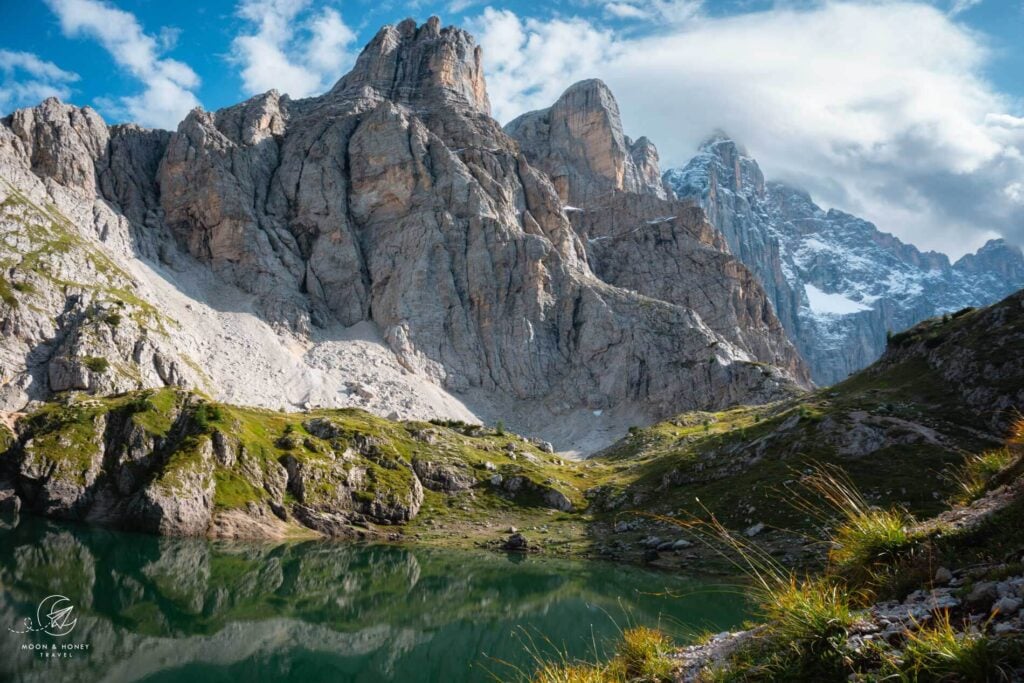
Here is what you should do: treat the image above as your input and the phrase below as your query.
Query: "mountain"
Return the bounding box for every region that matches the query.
[664,134,1024,385]
[505,81,809,387]
[504,79,672,204]
[0,19,807,454]
[588,284,1024,569]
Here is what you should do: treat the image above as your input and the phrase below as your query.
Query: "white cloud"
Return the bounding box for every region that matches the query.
[604,3,652,19]
[1006,182,1024,204]
[448,0,486,13]
[986,113,1024,129]
[468,9,621,123]
[472,1,1024,257]
[0,50,79,112]
[948,0,982,16]
[231,0,358,99]
[43,0,200,129]
[604,0,703,23]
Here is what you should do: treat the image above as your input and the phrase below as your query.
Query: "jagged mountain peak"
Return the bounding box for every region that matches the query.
[664,137,1024,385]
[0,19,812,452]
[664,130,765,202]
[4,96,110,193]
[556,78,617,104]
[697,129,750,156]
[954,237,1024,278]
[505,78,670,204]
[328,16,490,115]
[503,81,809,386]
[958,237,1023,262]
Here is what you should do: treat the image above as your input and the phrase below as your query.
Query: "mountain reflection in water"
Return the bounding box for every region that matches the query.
[0,514,747,682]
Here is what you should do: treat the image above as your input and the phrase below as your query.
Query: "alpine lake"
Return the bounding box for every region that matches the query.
[0,513,748,682]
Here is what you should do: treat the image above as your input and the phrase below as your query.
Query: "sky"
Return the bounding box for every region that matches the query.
[0,0,1022,258]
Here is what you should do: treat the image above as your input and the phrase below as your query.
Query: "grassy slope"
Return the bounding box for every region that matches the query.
[3,292,1021,563]
[579,295,1023,566]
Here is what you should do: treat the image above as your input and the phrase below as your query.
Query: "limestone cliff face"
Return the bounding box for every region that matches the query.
[505,80,670,205]
[154,20,808,414]
[506,84,809,386]
[330,16,490,114]
[0,19,807,446]
[0,100,191,412]
[665,135,1024,386]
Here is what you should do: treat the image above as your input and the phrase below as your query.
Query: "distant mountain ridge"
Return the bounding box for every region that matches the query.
[664,134,1024,385]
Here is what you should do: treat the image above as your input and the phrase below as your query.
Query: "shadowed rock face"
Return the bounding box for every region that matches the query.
[0,17,807,443]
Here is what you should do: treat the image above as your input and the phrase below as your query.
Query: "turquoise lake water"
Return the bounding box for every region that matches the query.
[0,513,747,682]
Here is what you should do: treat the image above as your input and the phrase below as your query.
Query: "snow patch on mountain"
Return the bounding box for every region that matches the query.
[665,135,1024,385]
[804,284,872,315]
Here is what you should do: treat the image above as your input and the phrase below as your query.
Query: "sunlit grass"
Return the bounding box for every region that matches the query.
[530,662,610,683]
[612,626,674,681]
[653,506,861,680]
[949,449,1018,503]
[894,610,1009,682]
[523,454,1024,682]
[790,463,916,584]
[509,625,676,683]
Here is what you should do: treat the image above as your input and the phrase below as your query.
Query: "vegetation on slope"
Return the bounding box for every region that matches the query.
[527,291,1024,680]
[1,386,595,540]
[583,291,1023,567]
[2,291,1021,560]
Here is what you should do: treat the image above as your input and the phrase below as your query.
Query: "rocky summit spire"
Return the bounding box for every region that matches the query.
[329,16,490,115]
[504,79,669,205]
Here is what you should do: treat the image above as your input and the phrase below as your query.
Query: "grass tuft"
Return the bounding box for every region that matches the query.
[519,626,675,683]
[949,449,1018,503]
[761,576,854,649]
[82,356,110,373]
[896,611,1009,682]
[792,464,915,583]
[613,626,674,681]
[530,663,609,683]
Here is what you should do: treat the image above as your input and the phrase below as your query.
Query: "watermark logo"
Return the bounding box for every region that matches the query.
[9,595,78,637]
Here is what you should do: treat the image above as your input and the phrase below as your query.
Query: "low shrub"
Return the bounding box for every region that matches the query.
[82,356,109,373]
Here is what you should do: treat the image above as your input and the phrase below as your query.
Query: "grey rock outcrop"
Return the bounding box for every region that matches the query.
[152,21,807,417]
[1,391,441,537]
[0,18,809,448]
[507,83,809,386]
[0,97,195,412]
[665,134,1024,385]
[505,79,670,204]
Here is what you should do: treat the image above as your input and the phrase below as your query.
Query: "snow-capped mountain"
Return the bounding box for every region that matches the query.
[664,134,1024,385]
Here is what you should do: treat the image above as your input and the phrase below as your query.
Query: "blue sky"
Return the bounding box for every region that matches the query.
[1,0,1022,256]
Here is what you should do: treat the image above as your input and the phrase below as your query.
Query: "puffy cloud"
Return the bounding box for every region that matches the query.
[471,1,1024,256]
[604,3,652,20]
[43,0,200,129]
[0,50,79,112]
[468,9,621,123]
[231,0,357,99]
